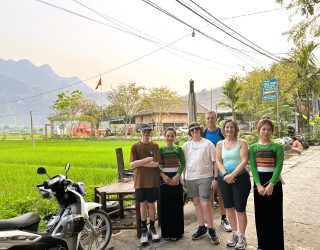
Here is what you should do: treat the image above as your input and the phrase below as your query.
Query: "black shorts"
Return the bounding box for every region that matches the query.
[218,171,251,212]
[135,188,159,203]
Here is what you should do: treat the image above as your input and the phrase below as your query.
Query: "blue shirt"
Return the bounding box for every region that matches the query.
[204,128,224,146]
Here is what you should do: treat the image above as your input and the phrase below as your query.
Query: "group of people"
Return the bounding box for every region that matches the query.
[130,111,285,250]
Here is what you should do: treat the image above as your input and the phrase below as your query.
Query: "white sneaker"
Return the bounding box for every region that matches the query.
[235,233,247,250]
[140,229,148,246]
[149,227,160,242]
[221,218,232,232]
[227,231,238,247]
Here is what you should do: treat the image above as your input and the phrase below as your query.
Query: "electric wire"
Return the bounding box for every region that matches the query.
[188,0,282,60]
[176,0,281,61]
[0,2,285,105]
[72,0,242,70]
[141,0,268,66]
[38,0,240,71]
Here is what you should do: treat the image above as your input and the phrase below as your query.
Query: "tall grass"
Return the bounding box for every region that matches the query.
[0,139,164,218]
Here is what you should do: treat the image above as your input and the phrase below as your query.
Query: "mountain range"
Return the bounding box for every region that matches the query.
[0,59,223,127]
[0,59,104,127]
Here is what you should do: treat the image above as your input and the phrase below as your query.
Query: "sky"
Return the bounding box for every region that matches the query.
[0,0,298,96]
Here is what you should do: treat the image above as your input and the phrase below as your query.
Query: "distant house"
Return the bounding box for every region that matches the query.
[134,100,208,131]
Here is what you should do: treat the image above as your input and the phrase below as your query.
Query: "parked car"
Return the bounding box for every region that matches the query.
[176,126,188,134]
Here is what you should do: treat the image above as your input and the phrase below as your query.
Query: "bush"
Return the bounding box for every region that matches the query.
[0,196,57,220]
[242,131,259,145]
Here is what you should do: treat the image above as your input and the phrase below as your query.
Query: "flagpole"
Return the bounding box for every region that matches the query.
[100,77,103,136]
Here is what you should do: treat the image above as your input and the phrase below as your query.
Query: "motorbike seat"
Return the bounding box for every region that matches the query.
[0,212,40,230]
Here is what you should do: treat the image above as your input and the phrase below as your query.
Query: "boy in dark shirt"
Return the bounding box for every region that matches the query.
[130,124,161,246]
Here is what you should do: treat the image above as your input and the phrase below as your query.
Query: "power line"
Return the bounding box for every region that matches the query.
[0,113,50,117]
[176,0,281,62]
[220,8,283,20]
[0,2,284,106]
[189,0,282,60]
[38,0,241,70]
[71,0,241,71]
[141,0,269,66]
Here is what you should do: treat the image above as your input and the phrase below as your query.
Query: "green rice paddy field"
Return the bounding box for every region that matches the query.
[0,139,164,218]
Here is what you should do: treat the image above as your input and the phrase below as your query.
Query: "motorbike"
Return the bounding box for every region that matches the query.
[0,164,112,250]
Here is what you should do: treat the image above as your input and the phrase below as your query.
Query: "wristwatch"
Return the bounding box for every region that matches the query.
[214,176,219,181]
[223,172,228,178]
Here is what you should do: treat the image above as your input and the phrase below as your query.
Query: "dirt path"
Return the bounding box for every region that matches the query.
[107,146,320,250]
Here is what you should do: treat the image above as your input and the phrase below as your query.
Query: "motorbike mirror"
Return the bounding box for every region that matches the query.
[37,167,51,178]
[37,167,47,175]
[65,163,71,177]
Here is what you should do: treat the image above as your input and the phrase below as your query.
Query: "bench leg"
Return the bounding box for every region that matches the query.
[119,194,125,218]
[135,200,141,238]
[101,194,106,212]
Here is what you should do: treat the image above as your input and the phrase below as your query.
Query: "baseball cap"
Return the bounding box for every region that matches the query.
[140,123,152,132]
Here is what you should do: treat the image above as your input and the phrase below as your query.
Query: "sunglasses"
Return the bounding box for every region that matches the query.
[189,127,200,132]
[141,130,151,133]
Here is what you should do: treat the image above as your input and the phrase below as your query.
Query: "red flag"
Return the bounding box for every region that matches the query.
[95,78,102,89]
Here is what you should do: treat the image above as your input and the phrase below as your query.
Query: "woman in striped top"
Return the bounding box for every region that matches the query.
[159,127,186,241]
[249,117,284,250]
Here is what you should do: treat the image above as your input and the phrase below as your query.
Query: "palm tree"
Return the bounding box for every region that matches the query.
[219,77,247,120]
[294,41,320,137]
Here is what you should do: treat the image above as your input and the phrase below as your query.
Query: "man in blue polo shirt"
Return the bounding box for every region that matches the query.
[202,111,232,232]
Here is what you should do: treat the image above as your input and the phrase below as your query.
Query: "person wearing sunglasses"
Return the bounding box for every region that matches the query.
[182,122,220,245]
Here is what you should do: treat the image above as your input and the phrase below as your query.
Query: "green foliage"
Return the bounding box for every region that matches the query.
[0,140,137,219]
[219,77,247,119]
[146,86,183,134]
[292,42,320,136]
[108,82,146,137]
[50,90,102,137]
[275,0,320,43]
[240,130,259,145]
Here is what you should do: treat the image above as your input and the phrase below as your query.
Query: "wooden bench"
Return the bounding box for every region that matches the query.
[94,148,160,237]
[94,179,142,237]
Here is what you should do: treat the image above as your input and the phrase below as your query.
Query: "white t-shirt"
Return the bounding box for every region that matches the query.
[182,138,216,180]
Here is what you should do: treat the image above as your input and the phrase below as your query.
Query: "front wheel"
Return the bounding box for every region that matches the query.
[78,209,112,250]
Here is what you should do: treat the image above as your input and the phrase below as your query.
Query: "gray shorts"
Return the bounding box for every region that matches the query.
[186,177,213,202]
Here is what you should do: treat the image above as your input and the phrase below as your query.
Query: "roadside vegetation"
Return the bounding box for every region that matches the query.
[0,139,151,219]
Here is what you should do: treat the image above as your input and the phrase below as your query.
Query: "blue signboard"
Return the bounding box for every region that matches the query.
[262,78,278,100]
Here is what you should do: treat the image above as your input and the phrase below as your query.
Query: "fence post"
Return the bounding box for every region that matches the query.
[116,148,125,181]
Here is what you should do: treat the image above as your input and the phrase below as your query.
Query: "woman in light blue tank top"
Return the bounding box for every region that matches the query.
[216,119,251,249]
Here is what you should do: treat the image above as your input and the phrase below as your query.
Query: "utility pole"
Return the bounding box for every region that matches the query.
[210,87,213,111]
[30,111,35,147]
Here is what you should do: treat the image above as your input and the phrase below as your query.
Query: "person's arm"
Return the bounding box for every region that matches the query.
[143,160,159,168]
[215,141,226,174]
[171,147,186,186]
[130,157,153,168]
[177,146,186,176]
[249,144,260,184]
[209,141,218,189]
[264,143,284,196]
[270,143,284,184]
